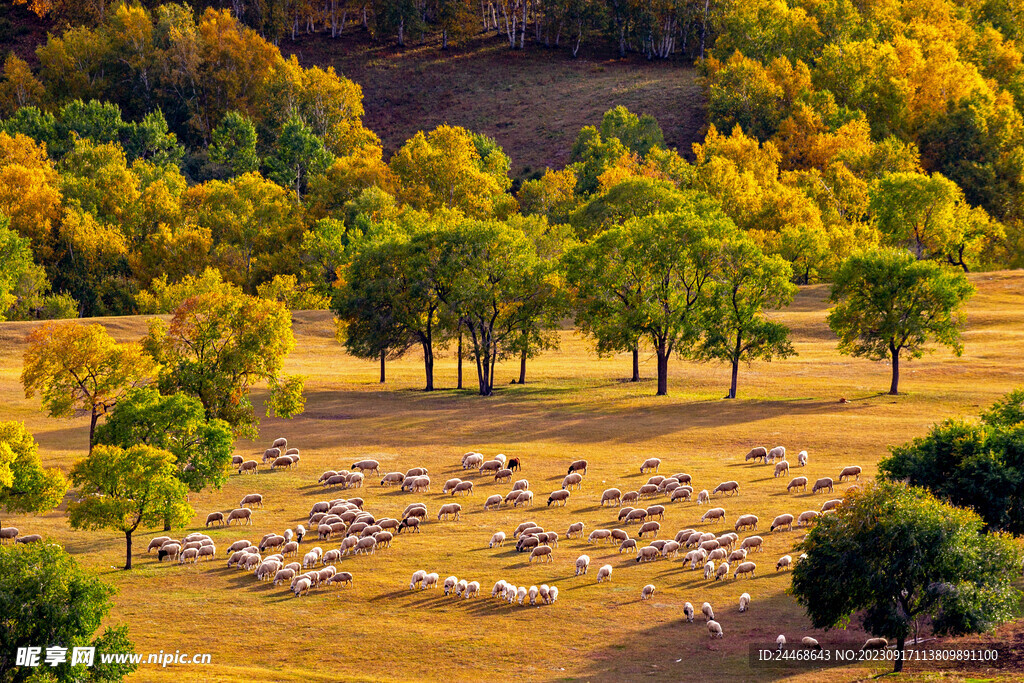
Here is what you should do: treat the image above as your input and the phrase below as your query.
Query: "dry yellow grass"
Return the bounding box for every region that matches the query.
[4,272,1024,682]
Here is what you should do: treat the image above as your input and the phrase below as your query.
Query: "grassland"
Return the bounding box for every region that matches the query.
[4,272,1024,682]
[283,30,705,177]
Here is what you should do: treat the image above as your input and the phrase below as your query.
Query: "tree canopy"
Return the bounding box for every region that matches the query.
[0,420,67,529]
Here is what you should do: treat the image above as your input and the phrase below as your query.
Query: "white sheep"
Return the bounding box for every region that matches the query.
[704,560,716,580]
[777,634,787,650]
[640,584,656,601]
[492,580,507,597]
[489,531,506,548]
[739,592,750,612]
[776,555,793,571]
[596,564,613,583]
[707,620,723,638]
[409,570,427,589]
[465,581,480,599]
[802,637,821,650]
[516,586,528,604]
[528,586,539,604]
[444,576,459,596]
[702,602,714,622]
[423,573,439,589]
[456,579,468,597]
[575,555,590,576]
[696,489,710,505]
[547,586,558,603]
[797,450,808,466]
[683,602,694,622]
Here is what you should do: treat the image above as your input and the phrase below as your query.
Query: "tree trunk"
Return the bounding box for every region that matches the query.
[894,636,905,673]
[380,350,386,383]
[728,330,741,399]
[423,340,434,391]
[89,408,99,452]
[124,530,133,570]
[631,346,640,382]
[889,344,900,395]
[518,347,527,384]
[457,330,463,389]
[163,515,171,532]
[442,28,448,49]
[656,340,669,396]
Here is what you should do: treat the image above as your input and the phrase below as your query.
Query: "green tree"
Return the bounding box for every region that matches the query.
[264,114,333,201]
[792,481,1022,673]
[598,105,665,158]
[0,421,68,532]
[0,542,136,682]
[209,110,259,177]
[0,217,36,320]
[570,177,689,239]
[68,444,192,570]
[827,248,974,395]
[21,322,158,448]
[880,389,1024,533]
[698,238,796,398]
[144,290,304,438]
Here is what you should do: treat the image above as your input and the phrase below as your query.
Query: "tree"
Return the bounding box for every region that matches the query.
[879,389,1024,534]
[264,114,333,202]
[0,542,136,682]
[827,248,974,395]
[209,110,259,177]
[0,421,68,532]
[144,291,305,438]
[68,444,192,570]
[698,238,796,398]
[598,105,665,158]
[21,322,157,448]
[93,387,234,496]
[563,198,735,396]
[792,481,1021,673]
[0,217,36,320]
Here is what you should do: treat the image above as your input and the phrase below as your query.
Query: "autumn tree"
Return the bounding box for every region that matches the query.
[144,290,305,438]
[68,444,192,570]
[0,421,68,532]
[827,248,974,395]
[22,322,157,448]
[264,114,333,202]
[792,481,1021,673]
[208,110,259,177]
[697,238,796,398]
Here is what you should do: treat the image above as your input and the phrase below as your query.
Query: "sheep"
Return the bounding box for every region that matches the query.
[514,490,534,507]
[345,472,365,489]
[802,637,821,650]
[512,479,530,492]
[280,541,298,556]
[547,490,570,507]
[786,476,809,493]
[640,457,661,473]
[596,564,613,583]
[292,577,312,597]
[673,602,690,624]
[734,561,757,579]
[739,592,750,612]
[494,468,513,483]
[508,457,522,472]
[670,487,692,502]
[697,490,710,505]
[770,514,794,532]
[640,584,656,601]
[479,460,503,474]
[822,498,844,513]
[638,521,661,538]
[504,490,523,505]
[442,478,463,494]
[483,494,503,510]
[776,554,793,571]
[745,446,768,462]
[776,634,787,650]
[231,454,244,466]
[646,475,666,488]
[273,568,296,586]
[436,503,463,521]
[562,473,583,490]
[638,484,659,498]
[271,456,294,470]
[380,472,405,487]
[838,465,862,482]
[728,548,748,563]
[179,548,199,564]
[626,509,648,524]
[260,535,285,553]
[302,551,319,568]
[226,508,253,525]
[328,572,353,588]
[707,548,727,563]
[797,510,819,527]
[646,505,666,520]
[575,555,590,576]
[354,537,377,555]
[516,536,540,552]
[767,446,786,462]
[812,477,834,494]
[567,459,588,475]
[513,521,539,538]
[494,454,507,465]
[701,507,727,524]
[262,447,281,463]
[621,491,640,505]
[774,461,790,478]
[618,507,636,523]
[422,573,439,589]
[489,531,506,548]
[442,576,459,596]
[351,460,380,475]
[529,545,553,563]
[703,560,716,580]
[566,522,585,539]
[146,536,171,552]
[238,460,258,474]
[610,528,629,542]
[636,545,659,563]
[408,570,428,589]
[462,453,484,469]
[741,536,763,552]
[702,602,715,621]
[713,481,740,496]
[715,561,731,580]
[734,514,758,532]
[270,437,287,451]
[862,638,888,650]
[528,585,539,604]
[409,476,430,493]
[491,580,507,598]
[465,581,480,599]
[797,450,808,466]
[619,539,638,553]
[516,586,528,605]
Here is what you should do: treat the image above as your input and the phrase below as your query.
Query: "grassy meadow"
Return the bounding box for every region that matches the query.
[4,272,1024,682]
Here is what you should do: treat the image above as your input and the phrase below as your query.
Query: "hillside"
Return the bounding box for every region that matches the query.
[281,30,705,177]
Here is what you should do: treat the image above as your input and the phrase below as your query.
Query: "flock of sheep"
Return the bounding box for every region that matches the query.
[132,438,877,649]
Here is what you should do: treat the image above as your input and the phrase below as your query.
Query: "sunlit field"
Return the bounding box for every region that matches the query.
[4,272,1024,682]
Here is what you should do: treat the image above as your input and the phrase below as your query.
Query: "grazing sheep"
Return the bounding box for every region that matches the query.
[273,568,296,586]
[797,510,819,526]
[734,514,758,531]
[646,475,666,487]
[452,481,475,496]
[504,490,523,505]
[178,548,199,564]
[512,479,530,492]
[489,531,506,548]
[329,572,353,588]
[621,491,640,505]
[538,585,550,603]
[640,457,661,473]
[405,468,428,480]
[638,521,661,538]
[204,512,225,527]
[862,638,888,651]
[636,546,659,563]
[374,531,393,548]
[292,577,312,597]
[745,446,768,462]
[462,453,484,469]
[547,490,570,507]
[611,529,629,542]
[662,540,681,558]
[575,555,590,576]
[619,539,638,553]
[409,570,427,589]
[812,477,834,494]
[797,450,808,466]
[226,508,253,526]
[494,454,507,465]
[494,468,513,483]
[465,581,480,599]
[562,473,583,490]
[423,573,439,589]
[508,458,521,472]
[596,564,613,583]
[697,489,710,505]
[701,507,726,523]
[618,507,636,523]
[787,476,808,493]
[409,476,430,493]
[271,456,294,470]
[770,514,794,532]
[646,505,666,520]
[346,472,365,489]
[262,447,281,463]
[600,488,621,507]
[767,446,786,462]
[638,484,659,497]
[380,472,405,486]
[444,576,459,596]
[802,637,820,650]
[146,536,171,552]
[513,491,534,507]
[734,561,757,579]
[238,460,258,475]
[774,461,790,478]
[640,584,656,601]
[491,580,506,598]
[547,586,559,603]
[566,522,585,539]
[479,460,503,474]
[529,545,553,563]
[513,521,538,538]
[707,547,727,563]
[739,592,750,612]
[516,586,528,605]
[776,634,787,650]
[282,541,299,556]
[260,535,285,552]
[516,536,540,552]
[704,560,716,580]
[821,499,843,512]
[670,487,692,502]
[776,554,793,571]
[728,547,748,563]
[567,459,588,475]
[702,602,715,621]
[741,536,763,552]
[483,494,503,510]
[625,509,647,524]
[715,561,730,580]
[271,437,287,450]
[351,460,380,474]
[442,478,463,494]
[528,586,539,604]
[713,481,740,496]
[231,454,243,466]
[354,537,377,555]
[838,465,862,482]
[318,471,337,484]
